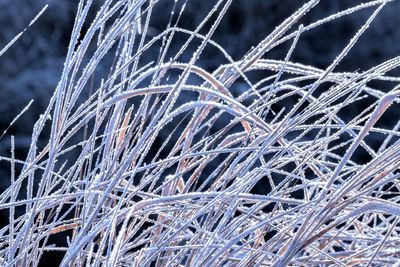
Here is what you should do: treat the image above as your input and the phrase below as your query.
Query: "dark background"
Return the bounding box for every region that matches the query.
[0,0,400,265]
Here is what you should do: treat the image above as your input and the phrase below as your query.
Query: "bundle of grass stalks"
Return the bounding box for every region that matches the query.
[1,0,400,266]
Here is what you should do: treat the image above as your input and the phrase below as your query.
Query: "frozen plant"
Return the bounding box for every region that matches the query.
[0,0,400,266]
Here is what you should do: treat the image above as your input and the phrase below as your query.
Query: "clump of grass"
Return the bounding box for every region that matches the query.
[1,0,400,266]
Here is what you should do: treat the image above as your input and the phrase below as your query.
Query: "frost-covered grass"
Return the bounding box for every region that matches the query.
[1,0,400,266]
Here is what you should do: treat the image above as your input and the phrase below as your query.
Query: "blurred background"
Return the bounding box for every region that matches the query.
[1,0,400,264]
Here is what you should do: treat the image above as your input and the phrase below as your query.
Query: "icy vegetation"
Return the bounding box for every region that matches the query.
[0,0,400,266]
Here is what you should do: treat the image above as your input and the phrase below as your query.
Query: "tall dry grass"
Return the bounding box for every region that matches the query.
[1,0,400,266]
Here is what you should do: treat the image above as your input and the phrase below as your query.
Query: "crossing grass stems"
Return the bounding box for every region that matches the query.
[0,0,400,266]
